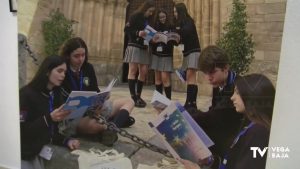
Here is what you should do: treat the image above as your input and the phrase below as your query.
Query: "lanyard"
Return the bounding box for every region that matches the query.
[228,71,236,85]
[144,20,149,27]
[219,122,255,169]
[219,71,236,92]
[48,92,54,142]
[68,69,83,91]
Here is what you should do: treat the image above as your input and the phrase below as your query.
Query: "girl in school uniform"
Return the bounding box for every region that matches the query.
[174,3,201,110]
[20,56,80,169]
[124,0,155,108]
[151,9,177,99]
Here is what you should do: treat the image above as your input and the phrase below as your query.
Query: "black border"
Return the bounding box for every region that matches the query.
[9,0,17,12]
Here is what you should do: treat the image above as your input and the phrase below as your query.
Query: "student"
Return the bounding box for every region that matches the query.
[174,3,201,110]
[124,0,155,107]
[150,9,175,99]
[181,74,275,169]
[20,55,80,169]
[59,37,135,139]
[188,46,245,168]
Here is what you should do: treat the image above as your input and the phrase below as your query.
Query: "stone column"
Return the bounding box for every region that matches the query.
[95,0,106,57]
[100,0,115,59]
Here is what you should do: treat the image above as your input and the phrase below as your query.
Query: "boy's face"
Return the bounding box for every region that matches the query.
[204,66,229,87]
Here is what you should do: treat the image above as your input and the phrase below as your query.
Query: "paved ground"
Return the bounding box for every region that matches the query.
[45,84,212,169]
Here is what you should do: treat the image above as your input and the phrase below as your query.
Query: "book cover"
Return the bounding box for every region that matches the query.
[149,102,212,163]
[154,32,180,45]
[144,25,157,42]
[150,90,171,110]
[150,91,215,148]
[143,25,180,45]
[63,78,117,120]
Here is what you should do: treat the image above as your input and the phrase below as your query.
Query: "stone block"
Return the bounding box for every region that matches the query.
[246,0,265,3]
[256,3,286,14]
[254,50,265,60]
[265,13,285,22]
[265,0,286,3]
[264,51,281,61]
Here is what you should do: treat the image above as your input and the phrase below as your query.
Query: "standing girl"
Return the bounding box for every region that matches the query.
[150,9,175,99]
[124,0,155,107]
[20,56,80,169]
[174,3,201,110]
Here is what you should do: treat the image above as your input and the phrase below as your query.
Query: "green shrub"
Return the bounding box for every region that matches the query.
[42,9,75,56]
[217,0,255,75]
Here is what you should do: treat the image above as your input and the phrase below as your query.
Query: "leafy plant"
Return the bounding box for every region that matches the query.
[217,0,255,75]
[42,9,75,56]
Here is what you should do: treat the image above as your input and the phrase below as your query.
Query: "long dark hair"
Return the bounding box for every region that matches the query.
[174,3,194,25]
[154,9,171,29]
[28,55,66,91]
[59,37,88,67]
[235,74,275,128]
[131,0,155,17]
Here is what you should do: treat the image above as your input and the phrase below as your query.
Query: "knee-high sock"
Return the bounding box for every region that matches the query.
[128,79,136,99]
[155,84,163,94]
[112,109,129,128]
[185,84,198,108]
[164,85,172,99]
[136,80,144,98]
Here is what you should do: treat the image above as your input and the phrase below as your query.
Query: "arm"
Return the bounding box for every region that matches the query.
[234,125,270,169]
[87,63,100,92]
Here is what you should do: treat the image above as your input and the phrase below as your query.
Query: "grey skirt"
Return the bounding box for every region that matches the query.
[151,54,173,72]
[181,52,200,70]
[124,46,151,65]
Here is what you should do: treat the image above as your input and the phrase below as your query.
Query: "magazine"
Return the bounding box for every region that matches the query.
[63,78,117,120]
[154,32,180,45]
[143,25,180,44]
[151,90,171,110]
[149,102,212,163]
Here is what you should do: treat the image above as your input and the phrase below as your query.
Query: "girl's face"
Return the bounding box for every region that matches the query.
[231,87,246,113]
[158,12,167,24]
[69,47,86,71]
[174,7,178,20]
[48,63,67,89]
[144,7,155,18]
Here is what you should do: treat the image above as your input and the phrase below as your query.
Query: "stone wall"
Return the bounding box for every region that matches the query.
[18,0,286,95]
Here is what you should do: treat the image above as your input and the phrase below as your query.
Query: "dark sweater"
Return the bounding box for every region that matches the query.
[191,71,245,160]
[124,12,149,49]
[176,17,201,56]
[151,23,174,57]
[62,62,100,94]
[225,124,270,169]
[19,85,69,160]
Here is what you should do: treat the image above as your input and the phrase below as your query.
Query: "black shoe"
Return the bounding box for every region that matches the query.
[122,116,135,128]
[98,130,118,147]
[134,98,146,108]
[138,97,147,106]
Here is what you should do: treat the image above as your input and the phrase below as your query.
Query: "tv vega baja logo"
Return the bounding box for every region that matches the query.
[250,147,289,159]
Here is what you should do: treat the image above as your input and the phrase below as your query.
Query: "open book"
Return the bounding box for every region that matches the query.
[149,91,214,163]
[63,78,117,120]
[143,25,180,45]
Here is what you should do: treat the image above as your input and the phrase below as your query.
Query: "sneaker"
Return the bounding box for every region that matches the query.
[175,69,186,82]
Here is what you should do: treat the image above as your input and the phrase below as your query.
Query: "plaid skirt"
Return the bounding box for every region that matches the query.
[124,46,151,65]
[150,54,173,72]
[181,52,200,70]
